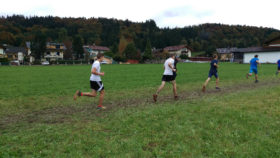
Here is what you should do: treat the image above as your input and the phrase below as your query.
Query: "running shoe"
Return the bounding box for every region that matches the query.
[153,94,158,102]
[97,105,106,110]
[73,90,81,100]
[202,86,206,92]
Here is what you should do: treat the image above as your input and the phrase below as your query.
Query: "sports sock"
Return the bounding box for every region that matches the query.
[78,91,83,96]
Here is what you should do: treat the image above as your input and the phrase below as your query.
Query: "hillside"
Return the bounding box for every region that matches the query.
[1,15,280,54]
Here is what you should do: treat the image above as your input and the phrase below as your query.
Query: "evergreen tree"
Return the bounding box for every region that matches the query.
[72,35,84,59]
[142,39,152,61]
[123,43,139,60]
[111,43,119,54]
[31,31,46,60]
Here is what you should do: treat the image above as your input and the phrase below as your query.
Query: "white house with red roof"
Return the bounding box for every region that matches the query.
[163,45,192,57]
[84,44,110,56]
[83,44,112,64]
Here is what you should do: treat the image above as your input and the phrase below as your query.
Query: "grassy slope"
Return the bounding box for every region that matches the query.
[0,63,280,157]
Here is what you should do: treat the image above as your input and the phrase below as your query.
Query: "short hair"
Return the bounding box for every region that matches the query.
[255,55,258,58]
[169,54,176,58]
[213,54,218,58]
[97,53,104,59]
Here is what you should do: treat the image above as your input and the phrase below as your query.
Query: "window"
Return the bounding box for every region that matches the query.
[56,45,60,49]
[46,52,50,55]
[57,52,60,56]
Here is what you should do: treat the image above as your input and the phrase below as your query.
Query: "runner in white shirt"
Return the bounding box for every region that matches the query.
[153,54,178,102]
[74,53,106,110]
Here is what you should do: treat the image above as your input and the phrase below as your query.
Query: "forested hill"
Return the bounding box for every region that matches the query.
[1,15,280,53]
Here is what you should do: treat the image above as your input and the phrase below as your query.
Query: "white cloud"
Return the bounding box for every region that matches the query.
[0,0,279,30]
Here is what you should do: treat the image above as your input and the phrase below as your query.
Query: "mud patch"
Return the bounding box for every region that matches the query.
[1,79,280,130]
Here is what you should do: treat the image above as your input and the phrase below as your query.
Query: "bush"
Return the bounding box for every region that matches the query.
[104,51,114,58]
[0,58,9,62]
[33,60,41,65]
[180,54,189,59]
[113,55,126,62]
[0,62,10,65]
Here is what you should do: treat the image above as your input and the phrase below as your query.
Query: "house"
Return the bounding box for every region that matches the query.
[5,46,27,64]
[152,48,167,59]
[44,42,66,61]
[90,54,113,64]
[25,42,35,63]
[232,36,280,63]
[216,47,237,61]
[217,36,280,63]
[102,56,113,64]
[0,45,6,58]
[163,45,192,57]
[232,47,280,63]
[84,44,110,56]
[84,44,111,63]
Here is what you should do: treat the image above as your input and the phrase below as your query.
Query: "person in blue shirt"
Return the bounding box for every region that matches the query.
[246,55,260,83]
[202,54,220,92]
[276,59,280,76]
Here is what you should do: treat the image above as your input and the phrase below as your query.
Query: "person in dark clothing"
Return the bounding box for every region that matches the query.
[173,56,179,79]
[202,54,220,92]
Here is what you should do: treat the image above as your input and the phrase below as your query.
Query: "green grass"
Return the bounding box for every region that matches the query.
[0,63,280,157]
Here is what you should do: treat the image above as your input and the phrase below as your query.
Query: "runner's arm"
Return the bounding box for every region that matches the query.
[214,63,219,68]
[91,67,104,76]
[168,62,176,71]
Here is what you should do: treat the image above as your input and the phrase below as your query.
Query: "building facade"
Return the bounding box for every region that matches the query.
[0,45,5,58]
[216,48,237,61]
[5,46,27,63]
[218,36,280,63]
[163,45,192,57]
[44,42,65,61]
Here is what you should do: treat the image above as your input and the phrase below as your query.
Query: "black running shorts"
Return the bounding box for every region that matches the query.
[90,81,104,91]
[162,75,175,82]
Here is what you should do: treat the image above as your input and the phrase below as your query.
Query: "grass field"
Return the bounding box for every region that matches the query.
[0,63,280,157]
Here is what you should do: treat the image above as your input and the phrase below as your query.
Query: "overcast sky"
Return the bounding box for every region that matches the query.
[1,0,279,30]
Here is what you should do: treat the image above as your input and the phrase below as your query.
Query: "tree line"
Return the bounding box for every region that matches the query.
[1,15,280,61]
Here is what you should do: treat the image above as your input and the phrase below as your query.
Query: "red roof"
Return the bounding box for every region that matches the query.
[89,45,110,51]
[164,45,192,51]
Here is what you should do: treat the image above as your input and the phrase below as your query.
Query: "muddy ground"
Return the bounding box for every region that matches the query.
[1,79,279,131]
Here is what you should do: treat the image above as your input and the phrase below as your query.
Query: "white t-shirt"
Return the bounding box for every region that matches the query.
[163,58,174,75]
[90,61,101,81]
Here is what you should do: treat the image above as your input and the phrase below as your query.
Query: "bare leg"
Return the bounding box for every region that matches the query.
[153,81,166,102]
[74,89,96,100]
[98,90,105,106]
[202,77,211,92]
[216,77,219,88]
[83,90,97,97]
[247,73,252,79]
[255,74,258,82]
[204,77,211,87]
[171,80,177,97]
[156,81,166,95]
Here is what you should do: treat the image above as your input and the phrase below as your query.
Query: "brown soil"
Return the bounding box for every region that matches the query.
[1,78,279,131]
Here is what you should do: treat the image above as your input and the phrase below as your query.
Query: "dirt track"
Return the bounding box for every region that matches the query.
[1,78,279,131]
